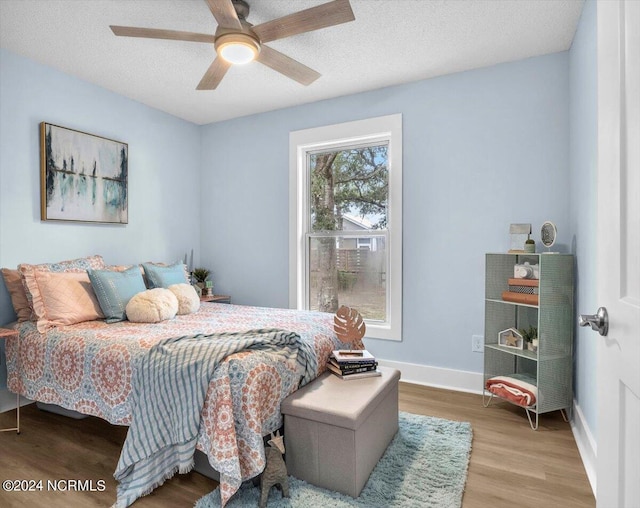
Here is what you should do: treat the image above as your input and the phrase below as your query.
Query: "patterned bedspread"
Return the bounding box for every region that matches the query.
[5,303,341,506]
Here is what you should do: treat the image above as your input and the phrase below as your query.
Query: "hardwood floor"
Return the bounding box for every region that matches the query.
[400,383,595,508]
[0,382,595,507]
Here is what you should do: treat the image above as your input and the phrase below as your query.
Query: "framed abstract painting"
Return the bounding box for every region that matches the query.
[40,122,128,224]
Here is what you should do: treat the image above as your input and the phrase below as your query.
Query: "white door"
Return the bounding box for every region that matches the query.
[595,1,640,506]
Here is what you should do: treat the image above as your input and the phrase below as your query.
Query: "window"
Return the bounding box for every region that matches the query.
[289,114,402,341]
[356,237,372,251]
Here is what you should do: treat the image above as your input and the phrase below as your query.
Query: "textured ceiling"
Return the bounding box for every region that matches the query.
[0,0,584,125]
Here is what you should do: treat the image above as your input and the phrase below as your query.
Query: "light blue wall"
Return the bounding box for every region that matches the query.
[0,42,583,399]
[201,52,571,374]
[568,0,598,438]
[0,49,201,396]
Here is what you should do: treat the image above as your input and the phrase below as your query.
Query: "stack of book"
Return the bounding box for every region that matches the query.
[327,350,381,380]
[502,278,539,305]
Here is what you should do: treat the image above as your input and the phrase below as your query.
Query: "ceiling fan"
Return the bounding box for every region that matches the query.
[110,0,355,90]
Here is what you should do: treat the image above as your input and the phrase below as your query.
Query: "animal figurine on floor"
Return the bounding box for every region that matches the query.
[259,430,289,508]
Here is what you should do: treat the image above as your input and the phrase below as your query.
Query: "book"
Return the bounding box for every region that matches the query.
[328,357,377,370]
[333,369,382,381]
[507,278,539,287]
[328,361,378,372]
[327,362,378,377]
[329,360,377,371]
[331,349,376,363]
[501,291,539,305]
[327,363,378,376]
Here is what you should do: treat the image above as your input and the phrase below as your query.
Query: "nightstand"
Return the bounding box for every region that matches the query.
[200,294,231,304]
[0,328,20,434]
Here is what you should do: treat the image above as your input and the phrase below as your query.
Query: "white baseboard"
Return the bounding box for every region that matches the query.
[570,399,597,497]
[377,358,484,394]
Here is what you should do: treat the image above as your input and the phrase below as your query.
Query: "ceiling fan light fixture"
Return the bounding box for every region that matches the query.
[215,33,260,65]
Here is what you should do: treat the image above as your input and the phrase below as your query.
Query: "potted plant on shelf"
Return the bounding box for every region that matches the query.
[520,326,538,352]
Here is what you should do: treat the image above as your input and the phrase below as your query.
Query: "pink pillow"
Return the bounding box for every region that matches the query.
[32,271,104,332]
[18,255,106,318]
[106,264,133,272]
[1,268,31,322]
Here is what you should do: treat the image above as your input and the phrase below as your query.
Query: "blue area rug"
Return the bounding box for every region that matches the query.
[195,411,472,508]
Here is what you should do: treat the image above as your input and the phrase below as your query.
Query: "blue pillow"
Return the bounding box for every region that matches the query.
[142,262,188,289]
[88,267,147,323]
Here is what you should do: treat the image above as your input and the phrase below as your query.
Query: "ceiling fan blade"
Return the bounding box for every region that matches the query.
[256,45,321,86]
[252,0,355,43]
[110,26,216,43]
[197,57,231,90]
[204,0,242,30]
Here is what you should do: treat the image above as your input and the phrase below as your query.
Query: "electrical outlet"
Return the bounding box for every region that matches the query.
[472,335,484,353]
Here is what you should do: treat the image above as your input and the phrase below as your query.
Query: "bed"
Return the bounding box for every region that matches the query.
[4,301,341,506]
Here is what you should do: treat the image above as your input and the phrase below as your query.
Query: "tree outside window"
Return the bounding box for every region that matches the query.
[308,144,388,321]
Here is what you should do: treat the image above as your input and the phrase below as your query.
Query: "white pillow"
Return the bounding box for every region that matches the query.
[125,288,178,323]
[168,283,201,315]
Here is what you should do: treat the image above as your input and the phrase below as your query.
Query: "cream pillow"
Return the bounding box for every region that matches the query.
[125,288,178,323]
[168,283,200,315]
[33,271,104,332]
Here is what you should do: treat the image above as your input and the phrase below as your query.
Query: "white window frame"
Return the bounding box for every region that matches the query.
[289,114,402,341]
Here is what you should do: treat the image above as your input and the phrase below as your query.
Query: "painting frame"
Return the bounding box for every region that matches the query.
[498,328,524,350]
[40,122,128,224]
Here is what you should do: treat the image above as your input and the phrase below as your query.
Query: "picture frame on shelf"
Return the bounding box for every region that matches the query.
[498,328,524,350]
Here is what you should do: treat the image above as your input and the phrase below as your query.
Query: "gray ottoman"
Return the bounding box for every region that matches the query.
[281,365,400,497]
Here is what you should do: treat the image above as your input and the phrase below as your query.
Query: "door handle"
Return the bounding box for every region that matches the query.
[579,307,608,336]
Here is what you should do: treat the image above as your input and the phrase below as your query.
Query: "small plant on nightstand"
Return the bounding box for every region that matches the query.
[193,268,213,296]
[193,268,209,285]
